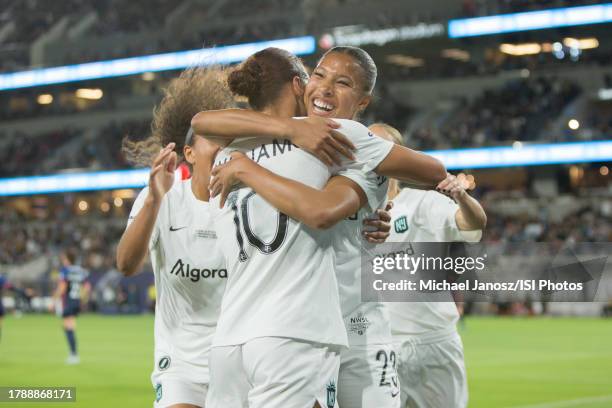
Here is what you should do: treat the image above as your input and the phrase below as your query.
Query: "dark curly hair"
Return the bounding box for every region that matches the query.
[122,67,236,166]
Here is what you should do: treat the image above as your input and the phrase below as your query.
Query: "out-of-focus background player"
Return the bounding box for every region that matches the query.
[51,248,91,364]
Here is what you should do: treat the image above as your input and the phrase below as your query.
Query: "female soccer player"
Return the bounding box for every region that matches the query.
[120,56,388,408]
[195,48,384,408]
[52,248,90,365]
[371,123,486,408]
[195,46,447,408]
[116,68,236,408]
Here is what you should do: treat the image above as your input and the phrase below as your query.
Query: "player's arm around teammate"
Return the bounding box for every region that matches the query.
[193,107,446,187]
[209,151,391,241]
[192,108,357,166]
[205,46,444,408]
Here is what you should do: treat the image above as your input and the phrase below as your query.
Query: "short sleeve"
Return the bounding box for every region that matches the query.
[336,168,388,212]
[127,187,160,248]
[332,119,392,210]
[59,267,68,281]
[417,191,482,243]
[333,119,394,173]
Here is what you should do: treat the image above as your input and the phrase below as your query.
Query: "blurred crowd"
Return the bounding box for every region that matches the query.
[0,205,124,266]
[0,0,299,72]
[1,189,609,267]
[0,187,610,314]
[0,128,80,177]
[482,193,612,244]
[0,73,606,177]
[5,0,595,56]
[90,0,176,35]
[0,0,90,47]
[0,201,154,314]
[0,120,147,177]
[404,76,582,150]
[3,0,605,73]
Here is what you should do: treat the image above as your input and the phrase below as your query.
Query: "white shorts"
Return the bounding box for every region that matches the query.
[337,343,400,408]
[206,337,342,408]
[151,352,209,408]
[152,378,208,408]
[395,334,467,408]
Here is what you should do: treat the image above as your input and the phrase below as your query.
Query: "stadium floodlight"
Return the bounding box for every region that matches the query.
[1,141,611,196]
[448,3,612,38]
[75,88,103,100]
[0,36,316,91]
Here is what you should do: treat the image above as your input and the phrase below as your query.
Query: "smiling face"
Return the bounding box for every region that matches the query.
[305,52,371,120]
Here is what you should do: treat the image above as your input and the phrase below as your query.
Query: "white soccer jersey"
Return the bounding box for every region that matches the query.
[387,188,482,338]
[332,170,392,346]
[210,119,393,348]
[128,179,227,384]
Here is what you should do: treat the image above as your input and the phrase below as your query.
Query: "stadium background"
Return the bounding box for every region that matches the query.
[0,0,611,407]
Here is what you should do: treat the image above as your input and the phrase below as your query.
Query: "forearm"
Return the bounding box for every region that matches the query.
[191,109,290,140]
[235,163,357,229]
[456,193,487,230]
[376,146,447,187]
[116,195,160,276]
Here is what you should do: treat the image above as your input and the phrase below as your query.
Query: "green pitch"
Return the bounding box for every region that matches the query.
[0,315,611,407]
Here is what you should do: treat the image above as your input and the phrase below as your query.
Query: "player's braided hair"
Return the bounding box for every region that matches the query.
[122,67,236,167]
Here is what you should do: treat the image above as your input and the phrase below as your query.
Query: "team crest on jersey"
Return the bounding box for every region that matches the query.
[348,312,371,336]
[155,383,162,402]
[326,381,336,408]
[158,356,171,371]
[394,215,409,233]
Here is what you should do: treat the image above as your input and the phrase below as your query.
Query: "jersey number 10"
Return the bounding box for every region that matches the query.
[230,190,288,262]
